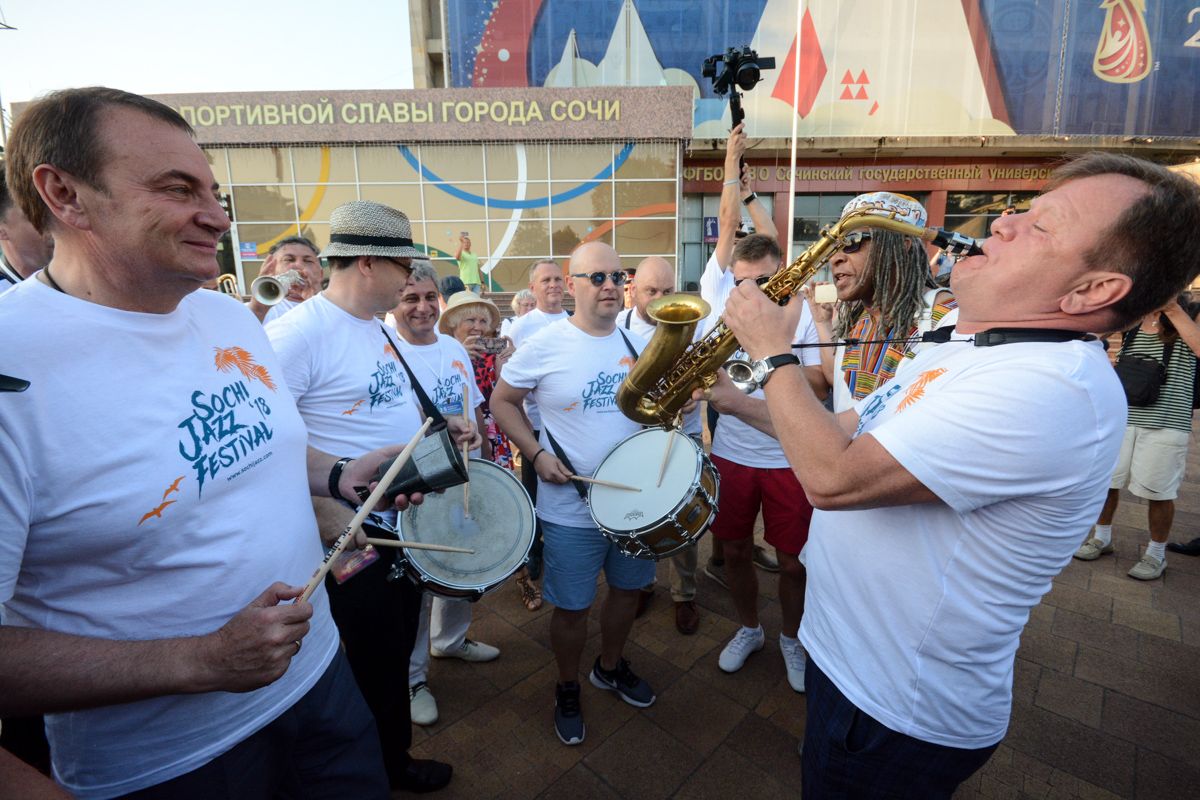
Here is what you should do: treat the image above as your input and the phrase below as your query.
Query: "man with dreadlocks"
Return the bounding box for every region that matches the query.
[807,192,958,412]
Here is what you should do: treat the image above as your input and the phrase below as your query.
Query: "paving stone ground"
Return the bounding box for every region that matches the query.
[406,438,1200,799]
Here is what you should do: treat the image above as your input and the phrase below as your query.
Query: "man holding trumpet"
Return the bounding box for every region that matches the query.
[246,235,324,324]
[0,89,435,797]
[700,153,1200,797]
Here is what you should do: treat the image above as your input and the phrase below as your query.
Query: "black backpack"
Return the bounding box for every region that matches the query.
[1114,328,1170,407]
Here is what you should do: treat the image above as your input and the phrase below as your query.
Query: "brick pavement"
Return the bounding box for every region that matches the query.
[407,448,1200,799]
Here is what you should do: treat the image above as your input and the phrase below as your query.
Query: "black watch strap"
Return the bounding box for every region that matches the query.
[742,192,757,206]
[764,353,800,369]
[328,456,353,504]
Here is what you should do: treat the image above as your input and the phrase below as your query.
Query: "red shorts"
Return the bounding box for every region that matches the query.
[709,454,812,555]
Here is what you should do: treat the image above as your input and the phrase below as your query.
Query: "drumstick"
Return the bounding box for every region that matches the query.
[300,417,433,602]
[569,474,641,492]
[365,538,475,554]
[462,406,471,518]
[656,429,676,488]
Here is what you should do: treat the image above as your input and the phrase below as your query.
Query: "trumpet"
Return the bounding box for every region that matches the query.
[251,269,305,306]
[617,209,982,425]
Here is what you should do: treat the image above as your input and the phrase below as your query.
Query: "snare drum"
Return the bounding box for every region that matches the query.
[588,428,719,560]
[391,458,535,600]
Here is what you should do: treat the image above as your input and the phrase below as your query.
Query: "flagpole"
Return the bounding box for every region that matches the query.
[785,1,804,266]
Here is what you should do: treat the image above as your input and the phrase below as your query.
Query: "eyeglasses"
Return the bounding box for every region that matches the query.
[734,275,771,288]
[841,232,872,254]
[571,271,628,287]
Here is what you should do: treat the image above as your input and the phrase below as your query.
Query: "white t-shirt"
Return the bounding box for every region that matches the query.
[266,294,422,456]
[801,334,1126,749]
[508,307,570,430]
[709,302,822,469]
[699,251,734,316]
[262,297,301,324]
[0,281,338,798]
[393,332,484,423]
[616,307,703,437]
[502,319,647,527]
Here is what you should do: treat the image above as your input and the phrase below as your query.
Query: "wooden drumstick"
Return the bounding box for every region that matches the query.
[569,474,641,492]
[300,417,433,602]
[656,428,676,488]
[365,538,475,554]
[462,406,471,518]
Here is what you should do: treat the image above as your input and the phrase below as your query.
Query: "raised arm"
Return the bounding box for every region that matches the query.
[713,123,747,273]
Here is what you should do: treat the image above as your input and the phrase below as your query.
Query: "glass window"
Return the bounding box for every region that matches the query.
[422,183,488,221]
[614,142,676,179]
[548,182,611,218]
[485,143,550,182]
[237,224,302,259]
[549,143,613,180]
[227,147,293,183]
[232,185,297,223]
[292,146,357,183]
[481,180,552,206]
[359,184,424,218]
[615,181,676,216]
[298,223,331,253]
[945,191,1035,239]
[357,145,421,182]
[417,145,485,183]
[553,223,610,256]
[488,217,551,260]
[294,184,361,224]
[614,219,674,255]
[482,259,539,293]
[204,148,230,185]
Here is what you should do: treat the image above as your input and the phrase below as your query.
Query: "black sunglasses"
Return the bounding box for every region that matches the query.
[841,232,872,254]
[571,271,628,287]
[734,275,771,288]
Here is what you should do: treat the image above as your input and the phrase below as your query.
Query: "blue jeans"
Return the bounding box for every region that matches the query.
[802,658,998,799]
[121,650,389,799]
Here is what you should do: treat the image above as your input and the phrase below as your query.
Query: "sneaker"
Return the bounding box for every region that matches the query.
[752,544,780,572]
[718,625,765,673]
[1074,537,1114,561]
[393,758,453,793]
[780,638,807,693]
[704,558,728,589]
[1128,552,1166,581]
[589,657,656,708]
[431,638,500,662]
[409,681,439,726]
[554,681,585,745]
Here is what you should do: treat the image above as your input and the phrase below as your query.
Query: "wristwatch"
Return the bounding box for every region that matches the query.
[750,353,800,387]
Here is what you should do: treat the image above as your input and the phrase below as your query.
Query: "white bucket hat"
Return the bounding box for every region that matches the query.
[320,201,421,260]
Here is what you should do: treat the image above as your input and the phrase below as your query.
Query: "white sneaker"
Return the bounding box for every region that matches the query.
[431,638,500,662]
[780,637,807,693]
[718,626,765,673]
[409,682,439,726]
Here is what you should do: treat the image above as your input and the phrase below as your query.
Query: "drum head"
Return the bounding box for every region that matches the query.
[590,428,702,531]
[400,459,534,593]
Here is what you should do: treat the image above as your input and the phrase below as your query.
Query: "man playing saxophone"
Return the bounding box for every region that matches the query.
[700,153,1200,797]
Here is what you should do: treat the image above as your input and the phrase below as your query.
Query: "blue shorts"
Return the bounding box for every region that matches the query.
[540,519,656,611]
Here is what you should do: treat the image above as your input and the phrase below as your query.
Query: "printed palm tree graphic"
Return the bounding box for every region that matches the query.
[618,355,636,371]
[897,368,948,411]
[213,346,277,390]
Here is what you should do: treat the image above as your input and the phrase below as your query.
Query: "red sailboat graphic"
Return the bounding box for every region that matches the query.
[1093,0,1153,84]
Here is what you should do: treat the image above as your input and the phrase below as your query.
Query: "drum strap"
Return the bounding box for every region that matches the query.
[544,427,589,501]
[542,329,640,502]
[379,325,448,432]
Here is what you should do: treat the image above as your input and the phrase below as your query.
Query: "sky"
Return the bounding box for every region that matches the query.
[0,0,414,115]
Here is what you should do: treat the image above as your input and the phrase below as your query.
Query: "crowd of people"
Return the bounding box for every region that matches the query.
[4,86,1200,800]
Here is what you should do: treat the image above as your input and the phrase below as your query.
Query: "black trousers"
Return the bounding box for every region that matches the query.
[324,532,424,790]
[520,430,544,564]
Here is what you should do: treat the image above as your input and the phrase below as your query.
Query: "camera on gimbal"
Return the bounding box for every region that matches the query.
[702,46,776,97]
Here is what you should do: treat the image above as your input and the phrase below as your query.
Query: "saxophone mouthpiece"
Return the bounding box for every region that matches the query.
[928,229,983,258]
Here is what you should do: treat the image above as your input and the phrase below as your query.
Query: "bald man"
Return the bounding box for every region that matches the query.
[492,242,657,746]
[616,257,705,635]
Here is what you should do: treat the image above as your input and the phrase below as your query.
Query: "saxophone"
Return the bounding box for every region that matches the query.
[616,208,982,427]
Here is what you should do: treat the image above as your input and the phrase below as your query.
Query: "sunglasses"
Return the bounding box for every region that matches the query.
[841,232,872,254]
[734,275,771,288]
[571,271,628,287]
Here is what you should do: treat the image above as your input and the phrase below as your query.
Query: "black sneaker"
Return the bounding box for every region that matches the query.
[588,656,656,708]
[554,681,585,746]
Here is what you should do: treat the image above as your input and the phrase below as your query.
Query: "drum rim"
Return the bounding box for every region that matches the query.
[588,427,706,529]
[396,458,536,593]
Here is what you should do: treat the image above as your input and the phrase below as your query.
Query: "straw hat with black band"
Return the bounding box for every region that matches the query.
[319,201,422,260]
